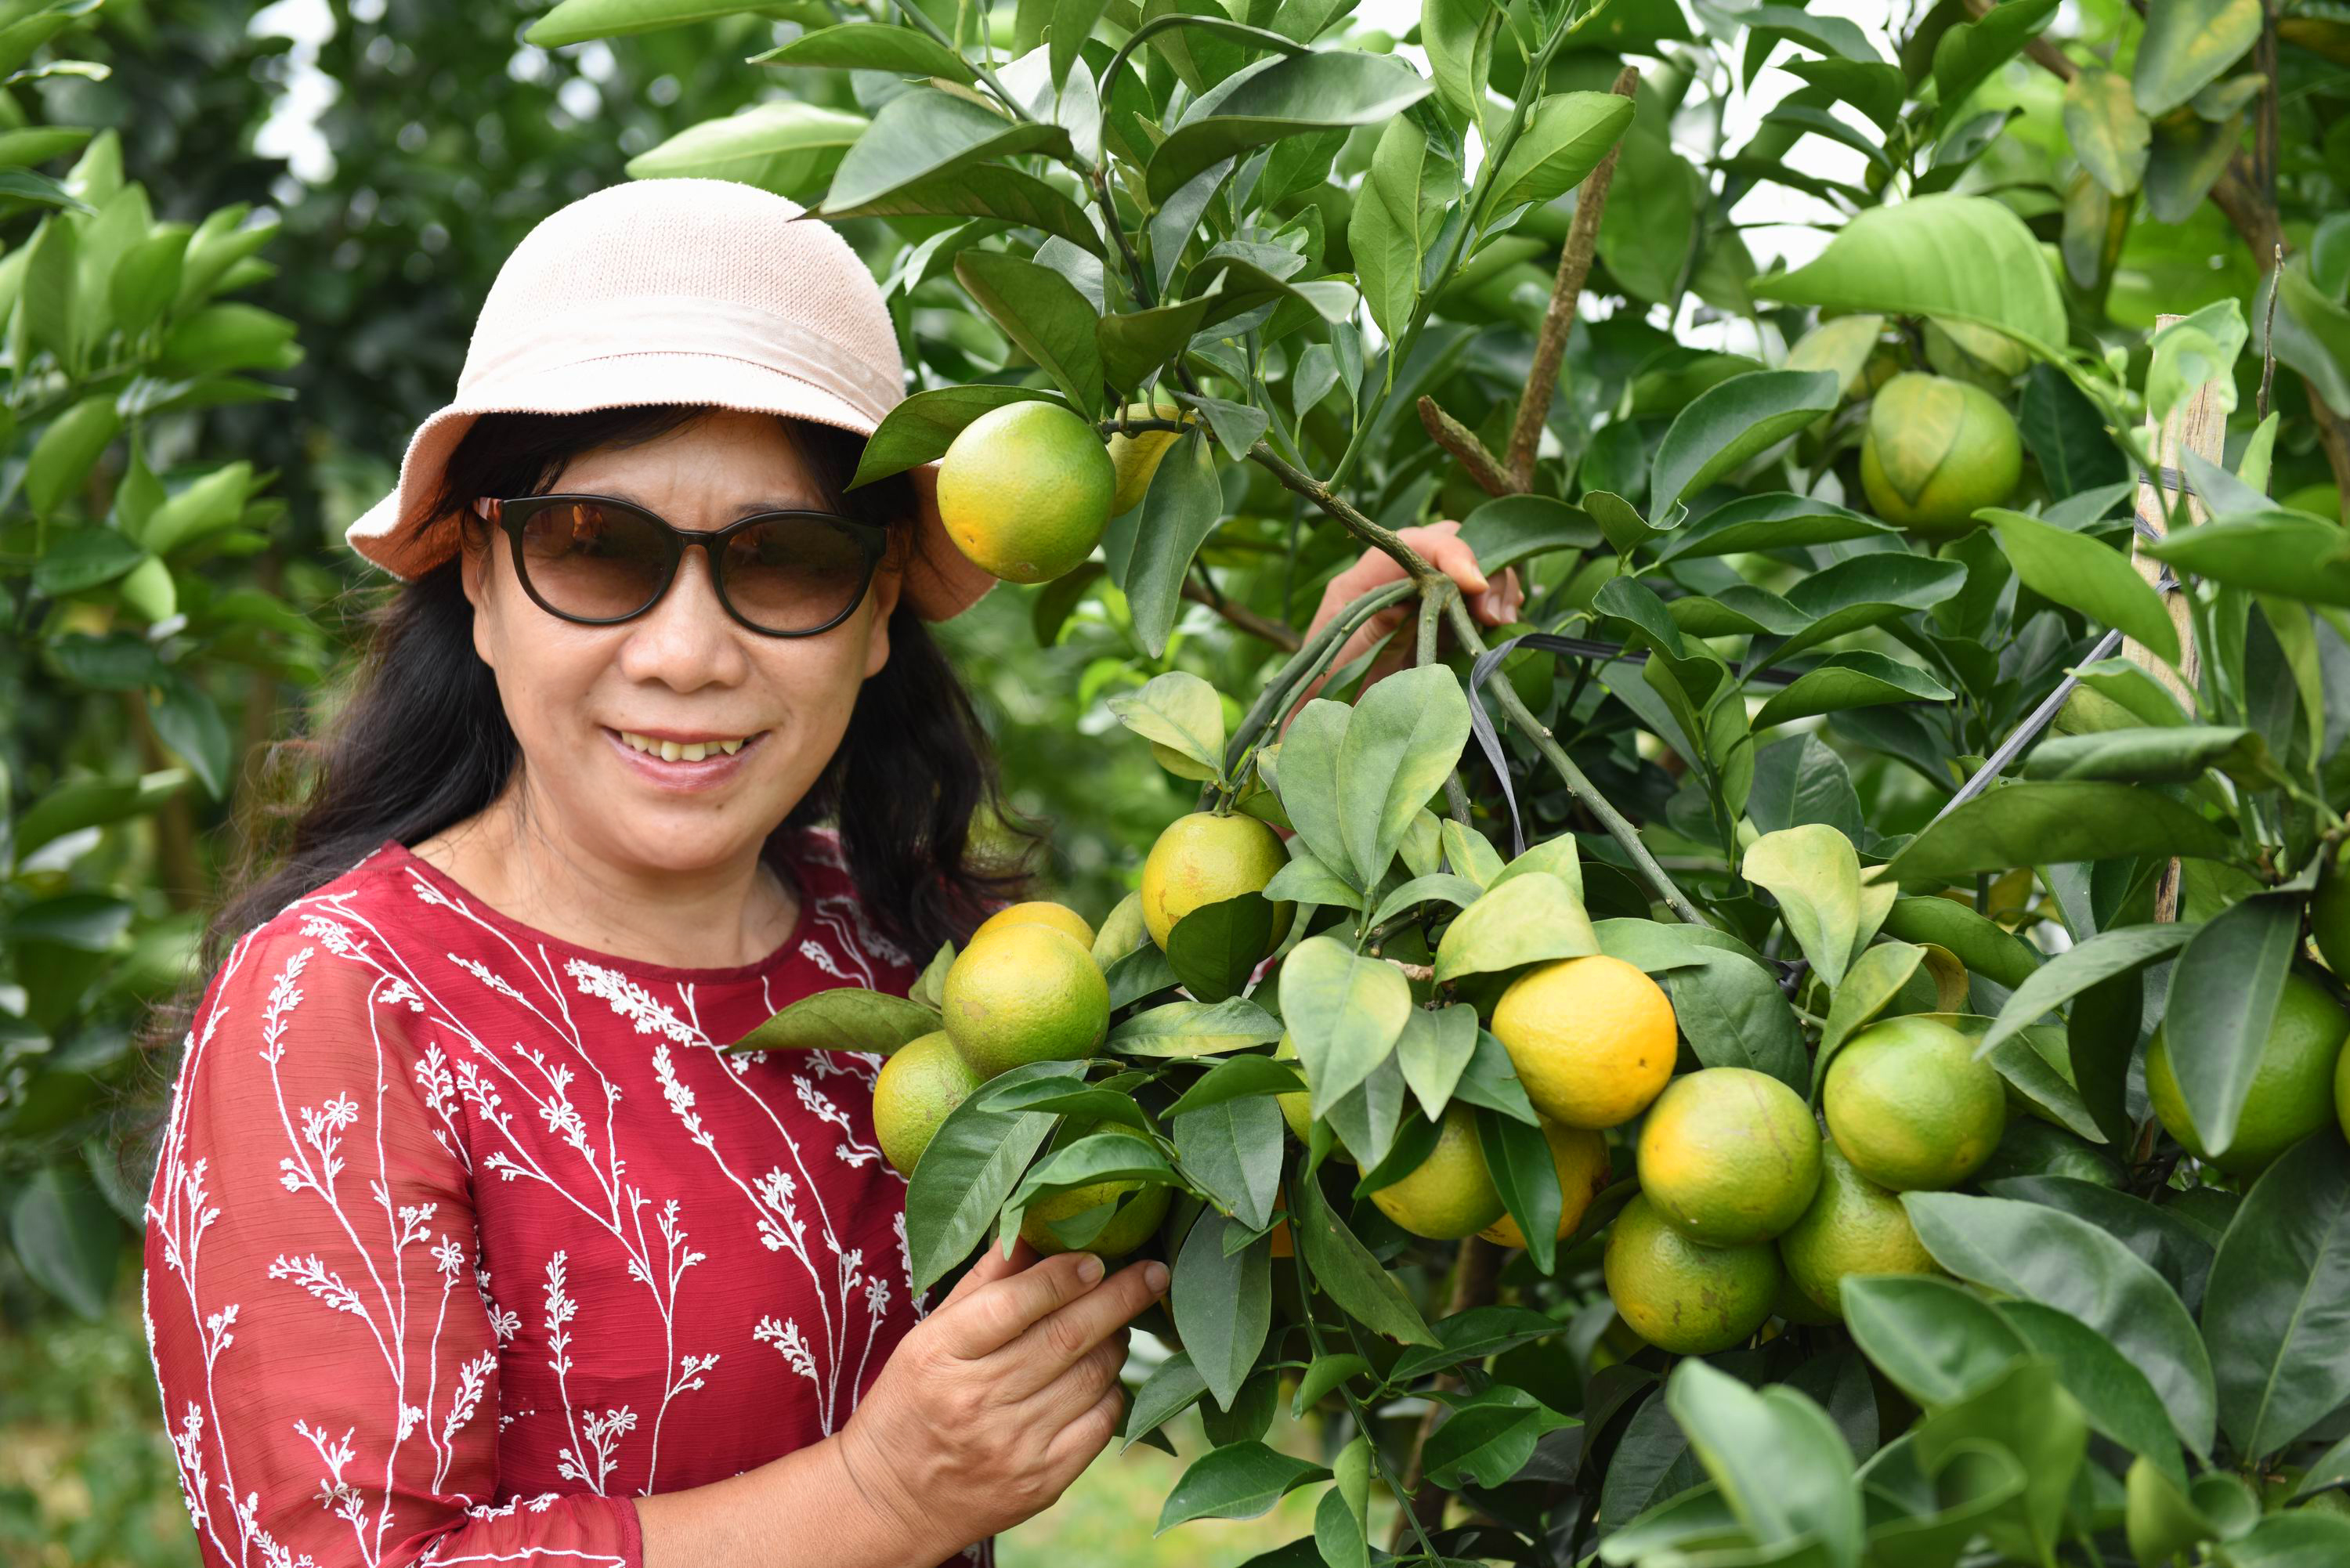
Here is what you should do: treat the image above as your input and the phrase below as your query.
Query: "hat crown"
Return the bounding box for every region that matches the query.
[459,177,906,415]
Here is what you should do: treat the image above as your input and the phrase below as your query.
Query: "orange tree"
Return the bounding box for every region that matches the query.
[547,0,2349,1562]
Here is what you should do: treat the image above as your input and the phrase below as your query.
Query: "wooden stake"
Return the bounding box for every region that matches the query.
[2127,310,2220,920]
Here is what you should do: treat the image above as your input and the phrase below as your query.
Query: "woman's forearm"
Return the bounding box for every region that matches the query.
[635,1429,962,1568]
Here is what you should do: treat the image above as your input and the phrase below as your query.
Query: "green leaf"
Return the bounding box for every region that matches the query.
[9,1166,118,1320]
[1421,0,1499,130]
[1164,1055,1305,1118]
[953,250,1105,419]
[1457,494,1604,571]
[2161,893,2298,1160]
[728,989,942,1053]
[1976,923,2195,1060]
[1173,1095,1283,1227]
[1156,1440,1330,1533]
[1421,1384,1579,1490]
[1909,1359,2088,1566]
[823,164,1103,257]
[1097,298,1209,390]
[1015,1131,1177,1201]
[1751,194,2067,359]
[849,385,1058,489]
[1752,652,1953,730]
[526,0,777,44]
[142,461,260,557]
[2021,725,2276,787]
[1271,700,1350,883]
[1123,1351,1208,1450]
[1336,666,1471,890]
[1930,0,2059,125]
[1394,1003,1478,1121]
[2063,67,2150,195]
[1773,553,1969,665]
[1666,1359,1863,1568]
[8,892,133,952]
[907,1060,1085,1289]
[1347,115,1448,340]
[624,102,869,198]
[31,528,144,596]
[1994,1300,2188,1485]
[1279,934,1412,1116]
[1649,369,1840,518]
[1903,1191,2217,1455]
[1979,508,2179,667]
[1048,0,1111,92]
[1474,1107,1563,1273]
[1316,1447,1369,1568]
[2201,1132,2350,1457]
[1817,939,1923,1069]
[2146,300,2248,424]
[2133,0,2262,115]
[1173,1211,1274,1410]
[1146,49,1432,203]
[1658,493,1896,560]
[1665,949,1809,1092]
[1366,874,1484,932]
[2220,1511,2350,1566]
[1882,782,2234,884]
[2146,511,2350,608]
[149,673,231,800]
[1987,1176,2215,1311]
[10,771,184,862]
[1487,90,1635,210]
[1109,671,1224,774]
[1287,1169,1436,1344]
[1432,872,1600,984]
[1166,894,1278,1004]
[751,23,978,81]
[1109,996,1283,1055]
[985,1078,1152,1133]
[24,394,119,519]
[1292,1352,1372,1416]
[825,89,1068,213]
[1118,428,1222,657]
[1841,1274,2029,1407]
[1741,824,1885,990]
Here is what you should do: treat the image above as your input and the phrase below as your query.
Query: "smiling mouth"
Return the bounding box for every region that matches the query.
[613,729,765,762]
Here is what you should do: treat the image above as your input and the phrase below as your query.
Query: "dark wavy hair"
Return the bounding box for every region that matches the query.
[176,405,1036,1021]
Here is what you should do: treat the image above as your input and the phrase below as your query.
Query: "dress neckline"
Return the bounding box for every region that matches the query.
[376,836,821,985]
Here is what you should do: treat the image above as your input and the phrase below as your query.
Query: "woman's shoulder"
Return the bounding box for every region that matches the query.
[187,841,433,1024]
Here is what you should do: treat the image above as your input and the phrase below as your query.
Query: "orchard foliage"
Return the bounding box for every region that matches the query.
[620,0,2350,1559]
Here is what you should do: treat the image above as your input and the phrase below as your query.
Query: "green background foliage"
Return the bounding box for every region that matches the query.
[6,0,2350,1561]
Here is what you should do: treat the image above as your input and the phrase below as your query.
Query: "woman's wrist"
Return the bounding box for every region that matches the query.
[822,1421,958,1566]
[634,1425,965,1568]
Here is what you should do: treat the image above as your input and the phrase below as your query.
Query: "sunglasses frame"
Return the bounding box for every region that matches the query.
[473,493,891,638]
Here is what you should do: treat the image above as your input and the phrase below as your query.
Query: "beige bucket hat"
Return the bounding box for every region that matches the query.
[343,176,996,622]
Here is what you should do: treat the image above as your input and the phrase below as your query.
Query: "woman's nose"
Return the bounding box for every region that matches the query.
[612,543,749,688]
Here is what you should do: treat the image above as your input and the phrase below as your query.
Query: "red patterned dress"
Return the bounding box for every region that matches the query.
[143,829,987,1568]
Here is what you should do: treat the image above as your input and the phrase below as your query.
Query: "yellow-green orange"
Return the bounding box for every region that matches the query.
[973,900,1095,950]
[1823,1015,2006,1191]
[1777,1143,1939,1318]
[2145,969,2348,1176]
[1603,1194,1781,1356]
[1140,811,1294,954]
[1479,1117,1612,1248]
[1491,955,1677,1129]
[942,924,1109,1079]
[1368,1102,1506,1240]
[1020,1180,1172,1259]
[1772,1270,1837,1327]
[935,400,1115,583]
[1636,1068,1823,1245]
[872,1030,982,1178]
[1859,372,2021,538]
[1106,400,1191,516]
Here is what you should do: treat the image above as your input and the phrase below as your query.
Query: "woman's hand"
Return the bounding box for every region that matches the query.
[1286,520,1524,729]
[832,1237,1167,1559]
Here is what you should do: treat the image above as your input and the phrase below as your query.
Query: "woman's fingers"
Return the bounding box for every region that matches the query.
[931,1248,1112,1360]
[1039,1380,1128,1481]
[984,1258,1163,1401]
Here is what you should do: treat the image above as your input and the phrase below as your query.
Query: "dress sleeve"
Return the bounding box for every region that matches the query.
[143,923,644,1568]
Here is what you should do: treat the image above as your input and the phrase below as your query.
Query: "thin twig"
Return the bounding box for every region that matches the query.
[2258,241,2281,422]
[1417,396,1520,497]
[1181,576,1301,650]
[1388,1237,1503,1552]
[1504,64,1638,486]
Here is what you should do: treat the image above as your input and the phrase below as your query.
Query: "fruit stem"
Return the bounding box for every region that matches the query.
[1441,591,1716,928]
[1281,1174,1450,1567]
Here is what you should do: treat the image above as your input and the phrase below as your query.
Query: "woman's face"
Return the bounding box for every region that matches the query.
[459,409,902,877]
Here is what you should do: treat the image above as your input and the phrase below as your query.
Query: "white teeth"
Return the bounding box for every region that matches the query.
[616,730,753,761]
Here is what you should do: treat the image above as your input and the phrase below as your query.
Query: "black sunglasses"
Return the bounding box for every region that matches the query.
[473,493,890,638]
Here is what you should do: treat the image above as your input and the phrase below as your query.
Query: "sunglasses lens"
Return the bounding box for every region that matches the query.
[720,515,875,633]
[515,500,671,620]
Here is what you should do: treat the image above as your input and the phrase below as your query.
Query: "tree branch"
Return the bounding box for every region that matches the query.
[1181,576,1302,650]
[1387,1236,1504,1553]
[1504,63,1639,486]
[1417,396,1521,496]
[1244,442,1449,590]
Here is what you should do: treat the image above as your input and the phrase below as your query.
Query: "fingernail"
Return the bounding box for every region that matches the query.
[1144,1262,1170,1292]
[1078,1254,1104,1284]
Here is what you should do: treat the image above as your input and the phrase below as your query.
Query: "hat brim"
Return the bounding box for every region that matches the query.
[342,352,996,623]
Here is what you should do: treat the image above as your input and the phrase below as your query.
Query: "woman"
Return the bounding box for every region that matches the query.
[143,176,1512,1568]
